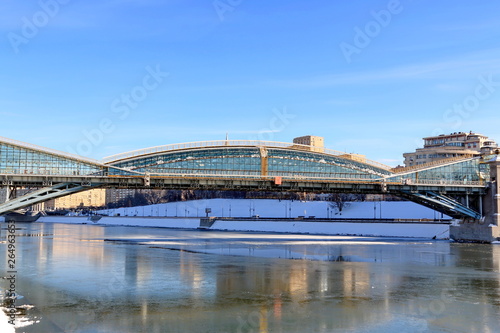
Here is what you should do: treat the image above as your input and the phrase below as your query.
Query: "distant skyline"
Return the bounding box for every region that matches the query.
[2,0,500,166]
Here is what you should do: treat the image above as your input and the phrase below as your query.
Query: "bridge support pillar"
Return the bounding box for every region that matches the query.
[1,186,10,204]
[450,158,500,243]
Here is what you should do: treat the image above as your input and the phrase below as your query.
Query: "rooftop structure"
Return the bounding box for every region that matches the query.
[292,135,325,153]
[403,131,498,167]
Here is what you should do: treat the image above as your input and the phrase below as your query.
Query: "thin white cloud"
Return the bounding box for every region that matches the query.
[433,83,471,92]
[205,129,282,135]
[432,20,500,32]
[323,99,360,106]
[0,111,21,116]
[266,49,500,89]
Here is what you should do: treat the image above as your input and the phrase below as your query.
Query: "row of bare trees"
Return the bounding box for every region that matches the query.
[104,190,369,209]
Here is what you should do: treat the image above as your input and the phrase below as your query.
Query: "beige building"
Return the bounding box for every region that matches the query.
[292,135,324,152]
[403,131,498,167]
[45,188,106,210]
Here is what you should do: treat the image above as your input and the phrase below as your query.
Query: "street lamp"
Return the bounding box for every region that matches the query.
[379,200,382,219]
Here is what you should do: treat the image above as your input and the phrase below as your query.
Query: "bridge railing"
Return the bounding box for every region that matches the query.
[391,155,476,174]
[395,179,485,187]
[102,140,392,171]
[119,171,484,186]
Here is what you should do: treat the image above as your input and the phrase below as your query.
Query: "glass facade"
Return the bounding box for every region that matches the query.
[267,149,390,179]
[386,158,489,185]
[110,148,262,176]
[109,147,392,180]
[1,139,487,185]
[0,142,104,176]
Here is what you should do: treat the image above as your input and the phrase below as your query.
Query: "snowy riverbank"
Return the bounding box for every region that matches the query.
[98,199,449,220]
[35,199,452,239]
[36,215,450,239]
[0,310,14,333]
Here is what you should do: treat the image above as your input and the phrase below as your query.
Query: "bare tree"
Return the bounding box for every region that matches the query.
[141,189,168,204]
[329,194,352,215]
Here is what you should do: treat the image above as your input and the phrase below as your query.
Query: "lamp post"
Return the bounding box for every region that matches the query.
[379,200,382,219]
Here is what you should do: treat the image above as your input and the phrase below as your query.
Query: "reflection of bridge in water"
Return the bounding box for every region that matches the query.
[1,136,499,241]
[12,222,500,332]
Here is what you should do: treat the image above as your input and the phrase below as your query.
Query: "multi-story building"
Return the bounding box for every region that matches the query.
[292,135,324,152]
[44,188,106,210]
[105,188,137,205]
[403,131,498,167]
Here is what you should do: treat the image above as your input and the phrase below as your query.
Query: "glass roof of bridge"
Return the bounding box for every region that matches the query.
[0,138,104,176]
[107,144,393,180]
[103,140,391,170]
[383,157,489,185]
[0,136,491,183]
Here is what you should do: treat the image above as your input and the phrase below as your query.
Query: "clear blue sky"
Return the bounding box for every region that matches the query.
[2,0,500,166]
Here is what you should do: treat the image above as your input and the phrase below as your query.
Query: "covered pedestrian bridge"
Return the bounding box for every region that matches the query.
[0,136,496,224]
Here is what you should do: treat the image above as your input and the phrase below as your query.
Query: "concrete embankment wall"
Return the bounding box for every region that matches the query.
[38,216,201,229]
[210,220,449,239]
[37,216,450,239]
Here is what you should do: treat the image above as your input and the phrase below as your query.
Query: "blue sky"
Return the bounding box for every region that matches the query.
[2,0,500,166]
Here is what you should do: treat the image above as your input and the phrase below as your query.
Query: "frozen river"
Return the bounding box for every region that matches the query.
[1,222,500,332]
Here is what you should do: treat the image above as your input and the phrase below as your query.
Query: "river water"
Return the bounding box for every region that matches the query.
[1,222,500,332]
